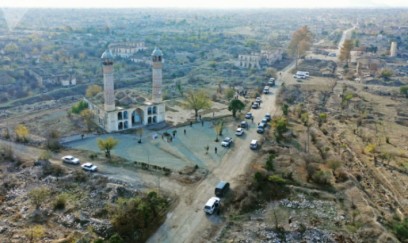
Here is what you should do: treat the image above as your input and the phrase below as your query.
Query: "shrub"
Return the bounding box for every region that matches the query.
[24,225,45,242]
[312,170,333,186]
[29,186,50,209]
[53,193,68,210]
[393,219,408,241]
[71,100,89,114]
[74,170,88,182]
[268,175,286,184]
[364,143,377,154]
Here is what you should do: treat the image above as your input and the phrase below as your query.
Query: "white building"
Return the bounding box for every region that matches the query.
[86,48,165,132]
[108,42,147,58]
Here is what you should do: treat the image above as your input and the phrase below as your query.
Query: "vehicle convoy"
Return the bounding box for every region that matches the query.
[204,197,220,215]
[62,155,80,165]
[263,86,270,94]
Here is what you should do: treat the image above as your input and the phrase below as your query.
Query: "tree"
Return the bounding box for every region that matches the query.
[97,137,118,159]
[288,26,313,69]
[80,109,93,131]
[400,86,408,98]
[86,84,102,97]
[71,100,89,114]
[265,67,277,79]
[224,88,235,100]
[339,39,354,64]
[378,68,393,81]
[28,187,50,209]
[214,120,225,142]
[15,124,29,142]
[281,104,289,116]
[184,90,212,120]
[136,128,144,143]
[272,116,288,142]
[228,99,245,117]
[46,129,61,151]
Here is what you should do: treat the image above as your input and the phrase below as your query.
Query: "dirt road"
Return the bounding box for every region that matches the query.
[147,80,287,243]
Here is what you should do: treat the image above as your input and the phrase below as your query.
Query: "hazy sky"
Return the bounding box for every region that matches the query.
[1,0,407,8]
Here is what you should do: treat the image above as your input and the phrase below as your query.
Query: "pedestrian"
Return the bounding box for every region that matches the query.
[212,112,215,118]
[215,147,218,154]
[199,114,202,120]
[201,120,204,126]
[184,129,186,135]
[172,130,177,137]
[81,134,84,139]
[251,117,254,123]
[190,121,193,127]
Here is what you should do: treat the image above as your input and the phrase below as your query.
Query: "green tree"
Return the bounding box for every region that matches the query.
[86,84,102,97]
[184,90,212,120]
[272,116,288,142]
[97,137,118,159]
[339,39,354,64]
[228,99,245,117]
[400,86,408,97]
[288,26,313,69]
[281,104,289,116]
[71,100,89,114]
[28,187,50,209]
[15,124,30,142]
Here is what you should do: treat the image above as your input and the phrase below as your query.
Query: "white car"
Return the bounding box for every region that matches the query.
[250,140,259,150]
[81,162,98,172]
[204,197,220,215]
[221,137,233,147]
[62,155,80,165]
[235,128,244,136]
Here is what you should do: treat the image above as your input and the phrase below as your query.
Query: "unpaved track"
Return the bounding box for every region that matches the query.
[147,77,288,243]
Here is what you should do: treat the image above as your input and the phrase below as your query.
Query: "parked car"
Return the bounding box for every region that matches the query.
[235,128,244,136]
[204,197,221,215]
[258,122,267,129]
[245,112,253,119]
[81,162,98,172]
[265,113,271,121]
[221,137,233,147]
[257,126,264,134]
[250,140,259,150]
[62,155,80,165]
[261,118,268,124]
[251,102,259,109]
[215,181,230,197]
[256,97,262,103]
[240,121,248,128]
[268,78,276,86]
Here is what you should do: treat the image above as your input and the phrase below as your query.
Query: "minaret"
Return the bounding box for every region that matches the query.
[390,41,397,57]
[151,47,163,103]
[101,50,115,111]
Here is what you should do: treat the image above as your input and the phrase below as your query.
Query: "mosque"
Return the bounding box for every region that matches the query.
[85,48,166,132]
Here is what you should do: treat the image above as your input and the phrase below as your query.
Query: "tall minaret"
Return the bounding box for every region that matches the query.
[151,47,163,103]
[101,50,115,111]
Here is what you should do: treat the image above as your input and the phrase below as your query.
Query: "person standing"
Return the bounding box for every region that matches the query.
[215,147,218,154]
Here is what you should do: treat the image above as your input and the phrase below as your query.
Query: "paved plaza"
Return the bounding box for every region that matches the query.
[64,120,241,170]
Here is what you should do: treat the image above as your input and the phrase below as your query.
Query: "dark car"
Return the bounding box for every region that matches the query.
[215,181,230,197]
[245,112,253,119]
[240,121,248,128]
[265,113,272,121]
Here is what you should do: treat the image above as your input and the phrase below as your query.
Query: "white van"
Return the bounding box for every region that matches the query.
[294,71,309,79]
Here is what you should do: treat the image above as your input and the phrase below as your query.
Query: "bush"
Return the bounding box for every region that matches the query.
[393,219,408,241]
[74,170,88,182]
[311,170,333,186]
[53,193,68,210]
[71,100,89,114]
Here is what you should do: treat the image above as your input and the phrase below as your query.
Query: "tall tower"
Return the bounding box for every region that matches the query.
[151,47,163,103]
[390,41,397,57]
[101,50,115,111]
